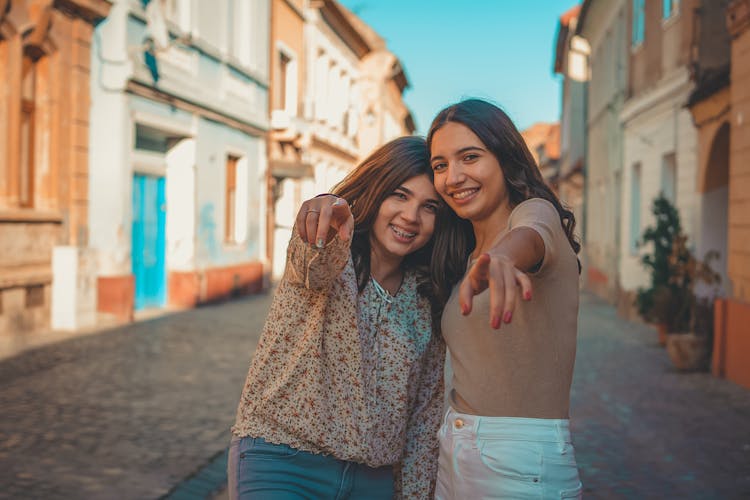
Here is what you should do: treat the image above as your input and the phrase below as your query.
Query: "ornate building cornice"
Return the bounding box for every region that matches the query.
[55,0,111,24]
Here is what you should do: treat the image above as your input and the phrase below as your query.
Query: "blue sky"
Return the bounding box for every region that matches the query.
[339,0,581,134]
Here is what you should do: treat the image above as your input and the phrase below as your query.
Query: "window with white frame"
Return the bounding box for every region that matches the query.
[231,0,252,67]
[225,154,249,244]
[161,0,191,33]
[278,52,290,111]
[661,153,677,204]
[252,0,269,76]
[630,163,642,254]
[326,62,338,125]
[225,155,237,243]
[195,0,223,50]
[314,51,328,122]
[338,71,348,130]
[228,0,268,75]
[663,0,680,19]
[275,47,298,116]
[341,76,352,135]
[347,81,360,138]
[632,0,645,47]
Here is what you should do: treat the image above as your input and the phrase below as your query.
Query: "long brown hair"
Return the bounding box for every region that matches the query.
[332,136,472,327]
[427,99,581,271]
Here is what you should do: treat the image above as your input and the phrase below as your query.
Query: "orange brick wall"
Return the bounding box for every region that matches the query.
[715,0,750,389]
[729,24,750,302]
[714,298,750,389]
[168,272,202,308]
[169,261,265,309]
[204,262,264,301]
[97,275,135,323]
[99,262,265,320]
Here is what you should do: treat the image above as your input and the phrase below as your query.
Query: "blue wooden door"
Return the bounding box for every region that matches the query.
[132,174,166,310]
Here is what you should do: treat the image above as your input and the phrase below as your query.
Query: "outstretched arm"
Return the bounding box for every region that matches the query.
[460,198,563,330]
[459,226,542,330]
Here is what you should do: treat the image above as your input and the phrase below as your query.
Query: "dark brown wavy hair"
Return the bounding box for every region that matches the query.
[427,98,581,271]
[332,136,473,328]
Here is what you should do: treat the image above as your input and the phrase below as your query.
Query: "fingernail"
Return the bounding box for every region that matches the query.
[504,311,512,324]
[524,291,532,300]
[461,304,468,316]
[491,316,501,329]
[316,238,324,248]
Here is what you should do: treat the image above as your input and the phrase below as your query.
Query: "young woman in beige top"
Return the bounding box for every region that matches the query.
[228,137,471,499]
[428,99,583,499]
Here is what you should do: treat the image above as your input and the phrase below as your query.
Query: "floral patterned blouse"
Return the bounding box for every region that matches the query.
[232,229,446,499]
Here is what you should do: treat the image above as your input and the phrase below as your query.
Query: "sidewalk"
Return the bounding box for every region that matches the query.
[0,291,748,499]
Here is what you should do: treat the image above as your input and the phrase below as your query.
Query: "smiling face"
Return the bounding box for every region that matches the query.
[430,121,511,224]
[369,174,440,267]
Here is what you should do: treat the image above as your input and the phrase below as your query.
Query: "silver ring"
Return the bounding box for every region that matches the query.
[306,209,320,215]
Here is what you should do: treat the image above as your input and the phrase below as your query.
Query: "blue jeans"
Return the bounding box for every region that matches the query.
[227,436,394,500]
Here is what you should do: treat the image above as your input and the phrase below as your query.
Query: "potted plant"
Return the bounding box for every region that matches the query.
[635,194,683,345]
[662,234,721,372]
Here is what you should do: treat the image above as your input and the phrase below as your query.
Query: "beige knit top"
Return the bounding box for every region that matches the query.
[442,198,579,419]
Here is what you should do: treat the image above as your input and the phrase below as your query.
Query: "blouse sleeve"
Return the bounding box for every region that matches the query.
[508,197,562,276]
[284,224,351,291]
[395,332,446,499]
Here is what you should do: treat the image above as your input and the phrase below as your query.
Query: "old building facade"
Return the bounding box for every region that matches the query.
[572,0,747,387]
[576,0,629,304]
[553,4,587,238]
[89,0,270,320]
[618,0,701,314]
[712,0,750,389]
[0,0,111,341]
[0,0,414,353]
[268,0,414,277]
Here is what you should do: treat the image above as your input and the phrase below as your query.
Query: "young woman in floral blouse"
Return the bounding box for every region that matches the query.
[228,136,472,499]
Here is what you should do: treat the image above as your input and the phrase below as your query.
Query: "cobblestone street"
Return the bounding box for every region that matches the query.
[0,291,749,499]
[572,294,750,499]
[0,292,273,500]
